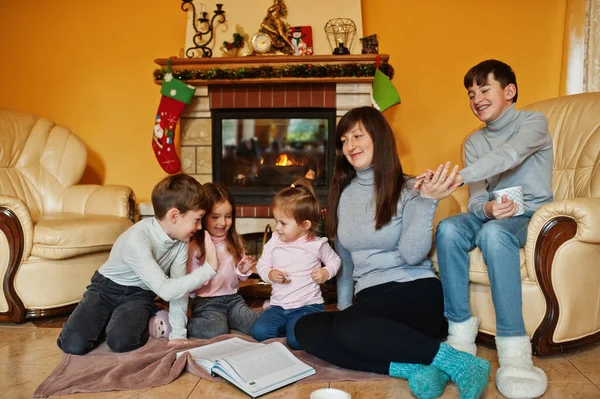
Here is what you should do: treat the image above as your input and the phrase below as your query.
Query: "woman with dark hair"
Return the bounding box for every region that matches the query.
[295,107,491,399]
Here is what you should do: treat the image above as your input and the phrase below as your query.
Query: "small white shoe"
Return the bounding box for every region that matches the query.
[495,336,547,399]
[446,317,480,356]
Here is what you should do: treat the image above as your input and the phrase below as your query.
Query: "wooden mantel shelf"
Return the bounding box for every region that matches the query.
[154,54,390,85]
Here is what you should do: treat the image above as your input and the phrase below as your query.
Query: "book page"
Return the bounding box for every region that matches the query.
[221,342,297,382]
[175,338,262,371]
[215,341,315,395]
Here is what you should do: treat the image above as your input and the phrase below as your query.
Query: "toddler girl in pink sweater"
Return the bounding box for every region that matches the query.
[251,179,341,349]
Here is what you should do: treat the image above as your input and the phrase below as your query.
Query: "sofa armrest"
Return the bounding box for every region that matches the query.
[524,197,600,354]
[0,195,33,322]
[63,185,136,221]
[524,197,600,282]
[0,195,34,259]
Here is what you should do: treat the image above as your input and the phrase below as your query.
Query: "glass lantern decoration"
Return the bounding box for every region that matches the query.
[324,18,357,55]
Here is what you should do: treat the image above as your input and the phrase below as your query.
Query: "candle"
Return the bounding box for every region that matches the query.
[200,3,206,13]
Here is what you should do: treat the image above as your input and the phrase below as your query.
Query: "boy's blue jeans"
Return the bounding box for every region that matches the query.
[251,303,324,349]
[435,212,531,337]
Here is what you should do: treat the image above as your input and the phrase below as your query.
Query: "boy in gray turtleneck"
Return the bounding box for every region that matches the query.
[434,60,551,399]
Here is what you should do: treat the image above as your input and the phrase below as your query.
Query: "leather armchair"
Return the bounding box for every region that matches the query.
[431,92,600,356]
[0,108,135,323]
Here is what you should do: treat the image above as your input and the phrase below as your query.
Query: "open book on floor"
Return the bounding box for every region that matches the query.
[176,337,316,398]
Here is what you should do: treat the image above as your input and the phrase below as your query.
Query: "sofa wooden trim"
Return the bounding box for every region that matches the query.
[531,216,600,355]
[0,206,27,323]
[26,304,78,320]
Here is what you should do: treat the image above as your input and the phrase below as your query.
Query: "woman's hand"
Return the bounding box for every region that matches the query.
[167,338,190,346]
[204,232,219,272]
[311,268,330,284]
[268,269,291,284]
[419,161,462,200]
[237,255,256,274]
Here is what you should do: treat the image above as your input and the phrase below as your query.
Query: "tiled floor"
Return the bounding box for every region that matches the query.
[0,316,599,399]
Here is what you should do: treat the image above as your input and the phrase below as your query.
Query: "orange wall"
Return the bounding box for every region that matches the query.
[362,0,567,173]
[0,1,187,201]
[0,1,566,202]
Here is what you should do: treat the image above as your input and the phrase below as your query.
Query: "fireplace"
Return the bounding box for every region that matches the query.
[212,108,336,204]
[151,55,388,219]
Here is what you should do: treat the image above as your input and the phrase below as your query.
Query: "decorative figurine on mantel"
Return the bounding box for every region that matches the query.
[360,34,379,54]
[250,0,294,55]
[221,25,249,57]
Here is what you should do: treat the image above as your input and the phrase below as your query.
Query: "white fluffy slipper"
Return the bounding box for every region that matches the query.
[495,336,547,399]
[446,317,480,355]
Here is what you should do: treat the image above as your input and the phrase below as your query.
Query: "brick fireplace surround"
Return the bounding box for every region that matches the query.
[140,55,388,233]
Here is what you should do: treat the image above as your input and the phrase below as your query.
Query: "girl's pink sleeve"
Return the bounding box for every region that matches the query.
[319,239,342,280]
[256,235,276,283]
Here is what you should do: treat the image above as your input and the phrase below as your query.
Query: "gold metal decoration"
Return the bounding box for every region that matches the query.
[256,0,294,55]
[251,32,273,54]
[324,18,357,55]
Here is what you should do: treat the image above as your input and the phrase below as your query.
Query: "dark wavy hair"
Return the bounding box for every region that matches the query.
[326,106,406,238]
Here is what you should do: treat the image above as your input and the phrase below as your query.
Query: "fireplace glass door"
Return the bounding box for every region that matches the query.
[212,109,336,204]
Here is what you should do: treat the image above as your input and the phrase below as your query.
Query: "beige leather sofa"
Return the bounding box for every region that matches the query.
[431,92,600,356]
[0,108,135,323]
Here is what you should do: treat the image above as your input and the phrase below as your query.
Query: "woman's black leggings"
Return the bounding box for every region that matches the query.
[294,277,444,375]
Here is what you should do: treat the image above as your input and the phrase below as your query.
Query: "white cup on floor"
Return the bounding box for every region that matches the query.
[493,185,525,216]
[310,388,352,399]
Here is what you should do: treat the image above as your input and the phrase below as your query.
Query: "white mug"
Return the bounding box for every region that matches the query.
[493,185,525,216]
[310,388,352,399]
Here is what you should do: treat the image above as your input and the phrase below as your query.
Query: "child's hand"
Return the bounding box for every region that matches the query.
[237,255,256,274]
[204,232,219,272]
[419,162,462,200]
[311,268,330,284]
[187,240,206,274]
[167,338,190,346]
[484,196,518,220]
[268,269,291,284]
[413,169,435,189]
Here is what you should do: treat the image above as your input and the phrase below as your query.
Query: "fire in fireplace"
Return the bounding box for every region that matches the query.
[212,109,336,204]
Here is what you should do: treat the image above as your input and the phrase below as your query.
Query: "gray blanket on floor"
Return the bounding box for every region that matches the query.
[34,334,387,397]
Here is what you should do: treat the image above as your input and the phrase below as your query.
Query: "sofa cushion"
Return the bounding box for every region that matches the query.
[31,213,133,260]
[431,248,528,286]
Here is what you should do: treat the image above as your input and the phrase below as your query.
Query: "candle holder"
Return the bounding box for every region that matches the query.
[324,18,357,55]
[181,1,226,58]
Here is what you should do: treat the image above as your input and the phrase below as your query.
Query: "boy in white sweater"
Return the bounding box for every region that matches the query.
[57,174,218,354]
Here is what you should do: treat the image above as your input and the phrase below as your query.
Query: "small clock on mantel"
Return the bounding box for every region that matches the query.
[251,32,272,54]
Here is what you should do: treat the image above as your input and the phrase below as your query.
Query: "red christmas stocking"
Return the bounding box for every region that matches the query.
[152,62,195,174]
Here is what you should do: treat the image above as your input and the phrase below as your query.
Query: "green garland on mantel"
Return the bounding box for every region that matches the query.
[153,61,394,82]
